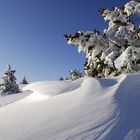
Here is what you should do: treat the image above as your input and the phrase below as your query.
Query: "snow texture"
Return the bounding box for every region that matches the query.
[0,74,140,140]
[64,1,140,78]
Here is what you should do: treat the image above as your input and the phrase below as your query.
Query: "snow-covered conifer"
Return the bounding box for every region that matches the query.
[65,1,140,77]
[20,76,28,84]
[59,77,64,81]
[69,69,82,80]
[0,64,19,94]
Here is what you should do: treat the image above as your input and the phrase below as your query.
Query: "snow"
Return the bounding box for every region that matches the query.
[65,0,140,78]
[0,74,140,140]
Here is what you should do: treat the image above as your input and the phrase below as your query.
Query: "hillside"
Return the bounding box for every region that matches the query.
[0,74,140,140]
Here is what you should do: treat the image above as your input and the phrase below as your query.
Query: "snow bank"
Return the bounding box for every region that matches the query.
[0,74,140,140]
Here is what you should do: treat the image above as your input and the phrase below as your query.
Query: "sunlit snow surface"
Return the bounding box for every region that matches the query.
[26,92,50,102]
[0,74,140,140]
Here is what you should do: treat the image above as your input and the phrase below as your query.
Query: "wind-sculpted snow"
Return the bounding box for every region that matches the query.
[0,74,140,140]
[0,90,31,108]
[107,74,140,140]
[23,78,83,97]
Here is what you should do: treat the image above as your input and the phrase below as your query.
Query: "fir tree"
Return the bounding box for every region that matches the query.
[20,76,28,84]
[69,69,82,80]
[0,64,19,94]
[64,1,140,78]
[59,76,64,81]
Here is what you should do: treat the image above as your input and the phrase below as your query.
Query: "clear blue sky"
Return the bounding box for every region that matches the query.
[0,0,128,82]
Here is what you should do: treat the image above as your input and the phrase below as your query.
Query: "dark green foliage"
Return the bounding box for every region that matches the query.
[69,69,83,80]
[59,77,64,81]
[20,76,28,84]
[0,65,19,94]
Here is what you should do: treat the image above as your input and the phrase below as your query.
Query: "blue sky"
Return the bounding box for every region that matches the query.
[0,0,128,82]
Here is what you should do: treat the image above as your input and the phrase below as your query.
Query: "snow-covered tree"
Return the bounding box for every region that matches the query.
[58,76,64,81]
[65,77,70,80]
[69,69,82,80]
[64,1,140,77]
[20,76,28,84]
[0,64,19,94]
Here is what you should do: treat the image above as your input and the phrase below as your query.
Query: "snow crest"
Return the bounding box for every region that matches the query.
[0,74,140,140]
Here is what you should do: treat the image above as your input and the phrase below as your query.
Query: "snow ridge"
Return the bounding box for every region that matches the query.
[0,74,140,140]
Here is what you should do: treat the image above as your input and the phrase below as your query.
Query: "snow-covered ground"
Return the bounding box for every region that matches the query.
[0,74,140,140]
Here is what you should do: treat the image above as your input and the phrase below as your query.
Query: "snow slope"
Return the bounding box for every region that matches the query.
[0,74,140,140]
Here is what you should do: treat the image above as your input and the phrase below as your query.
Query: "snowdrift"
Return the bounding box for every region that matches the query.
[0,74,140,140]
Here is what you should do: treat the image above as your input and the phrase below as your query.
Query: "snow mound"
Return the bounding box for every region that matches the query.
[0,74,140,140]
[23,78,83,96]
